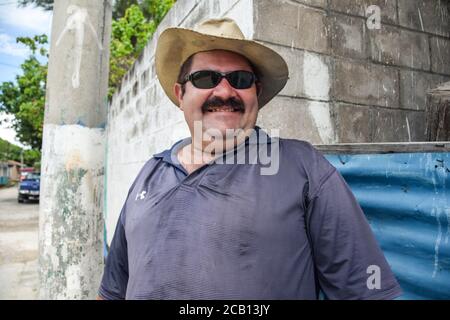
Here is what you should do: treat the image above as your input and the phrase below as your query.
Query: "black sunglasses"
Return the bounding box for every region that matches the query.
[183,70,257,89]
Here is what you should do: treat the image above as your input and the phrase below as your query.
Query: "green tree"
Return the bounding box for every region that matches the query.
[24,149,42,169]
[0,138,22,162]
[0,35,48,150]
[141,0,175,25]
[108,1,175,97]
[18,0,53,11]
[109,4,151,97]
[113,0,139,19]
[0,138,40,167]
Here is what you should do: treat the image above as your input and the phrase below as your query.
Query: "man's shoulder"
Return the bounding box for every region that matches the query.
[278,137,336,181]
[136,138,188,178]
[278,138,326,164]
[278,137,316,152]
[152,138,190,165]
[128,156,166,190]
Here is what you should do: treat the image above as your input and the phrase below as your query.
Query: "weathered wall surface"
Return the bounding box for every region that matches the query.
[255,0,450,143]
[105,0,450,243]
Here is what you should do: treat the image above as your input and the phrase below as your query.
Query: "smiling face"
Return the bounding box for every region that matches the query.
[174,50,260,152]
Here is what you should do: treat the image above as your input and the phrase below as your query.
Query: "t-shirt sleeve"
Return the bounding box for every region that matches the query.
[305,168,403,300]
[97,158,160,299]
[98,209,129,300]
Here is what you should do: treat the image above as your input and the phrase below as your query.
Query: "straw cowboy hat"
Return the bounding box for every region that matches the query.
[155,17,289,108]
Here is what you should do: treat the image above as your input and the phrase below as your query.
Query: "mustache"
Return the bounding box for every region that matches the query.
[201,97,245,113]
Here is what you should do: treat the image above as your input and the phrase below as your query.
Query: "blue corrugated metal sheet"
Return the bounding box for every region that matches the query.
[325,152,450,300]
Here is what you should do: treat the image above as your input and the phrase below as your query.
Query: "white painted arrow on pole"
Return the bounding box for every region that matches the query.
[56,5,103,89]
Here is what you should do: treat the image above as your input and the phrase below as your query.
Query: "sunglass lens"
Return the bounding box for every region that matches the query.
[191,71,219,89]
[228,71,254,89]
[189,70,255,89]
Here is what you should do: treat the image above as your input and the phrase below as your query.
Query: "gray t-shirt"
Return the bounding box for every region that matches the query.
[99,127,402,300]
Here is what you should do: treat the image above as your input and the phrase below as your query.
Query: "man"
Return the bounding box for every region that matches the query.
[98,18,402,300]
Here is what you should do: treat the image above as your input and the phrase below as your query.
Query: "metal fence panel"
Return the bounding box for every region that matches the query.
[325,152,450,300]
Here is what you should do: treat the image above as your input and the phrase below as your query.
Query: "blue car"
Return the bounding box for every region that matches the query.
[18,172,40,203]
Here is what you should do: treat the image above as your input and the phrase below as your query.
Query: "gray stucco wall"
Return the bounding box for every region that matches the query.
[105,0,450,243]
[255,0,450,143]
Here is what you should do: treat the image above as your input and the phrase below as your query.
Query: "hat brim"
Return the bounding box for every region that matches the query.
[155,28,289,108]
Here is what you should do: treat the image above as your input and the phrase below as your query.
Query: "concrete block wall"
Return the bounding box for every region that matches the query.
[255,0,450,143]
[105,0,450,242]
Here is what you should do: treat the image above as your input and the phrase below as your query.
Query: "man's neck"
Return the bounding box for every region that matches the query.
[176,143,215,175]
[177,127,257,174]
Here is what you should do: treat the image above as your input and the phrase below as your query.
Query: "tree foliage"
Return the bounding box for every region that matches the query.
[109,1,175,97]
[18,0,53,11]
[0,138,41,167]
[113,0,139,20]
[24,149,41,169]
[0,138,22,162]
[143,0,176,25]
[109,4,152,97]
[0,35,48,150]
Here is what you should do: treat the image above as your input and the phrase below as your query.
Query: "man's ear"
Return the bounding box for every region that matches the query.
[174,83,184,110]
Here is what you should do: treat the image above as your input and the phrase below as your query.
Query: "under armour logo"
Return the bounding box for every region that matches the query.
[135,191,147,201]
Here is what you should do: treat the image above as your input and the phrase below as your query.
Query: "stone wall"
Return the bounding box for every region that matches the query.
[105,0,450,243]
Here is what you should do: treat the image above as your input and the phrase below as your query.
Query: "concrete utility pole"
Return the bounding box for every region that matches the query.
[39,0,112,299]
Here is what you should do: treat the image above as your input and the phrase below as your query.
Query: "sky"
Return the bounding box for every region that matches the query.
[0,0,52,148]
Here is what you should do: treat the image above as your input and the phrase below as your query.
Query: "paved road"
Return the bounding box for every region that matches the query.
[0,186,39,299]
